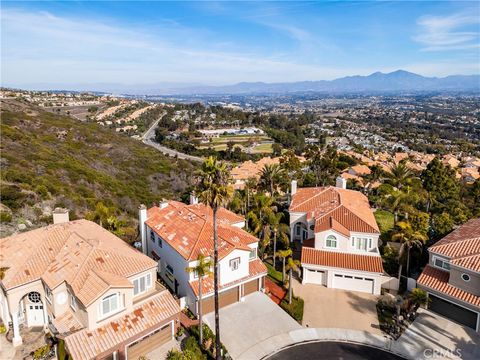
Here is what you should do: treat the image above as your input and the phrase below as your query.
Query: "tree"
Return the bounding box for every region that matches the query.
[306,145,339,186]
[276,249,292,282]
[195,156,233,360]
[247,194,276,257]
[269,213,289,267]
[259,164,286,197]
[285,257,300,304]
[386,160,413,190]
[186,254,212,346]
[408,288,429,311]
[391,221,427,277]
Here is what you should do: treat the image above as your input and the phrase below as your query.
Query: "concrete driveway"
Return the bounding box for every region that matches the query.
[397,308,480,360]
[292,279,382,334]
[203,292,301,359]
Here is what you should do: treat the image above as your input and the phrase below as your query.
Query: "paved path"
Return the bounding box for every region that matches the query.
[203,292,301,360]
[141,112,203,162]
[292,279,382,334]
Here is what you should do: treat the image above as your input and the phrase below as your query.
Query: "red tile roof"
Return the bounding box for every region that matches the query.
[189,259,267,297]
[430,218,480,272]
[146,202,257,261]
[301,247,384,273]
[0,220,157,305]
[64,290,180,360]
[417,265,480,307]
[289,187,379,235]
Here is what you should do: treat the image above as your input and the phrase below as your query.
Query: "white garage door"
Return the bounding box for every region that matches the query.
[333,274,374,294]
[306,269,325,285]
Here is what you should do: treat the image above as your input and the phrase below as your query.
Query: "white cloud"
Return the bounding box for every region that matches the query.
[413,12,480,51]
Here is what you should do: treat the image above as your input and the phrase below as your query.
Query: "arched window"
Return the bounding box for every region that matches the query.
[326,235,337,248]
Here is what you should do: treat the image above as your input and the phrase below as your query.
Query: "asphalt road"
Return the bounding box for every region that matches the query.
[267,342,405,360]
[141,111,203,162]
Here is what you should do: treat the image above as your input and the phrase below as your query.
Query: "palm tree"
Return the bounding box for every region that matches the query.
[408,288,429,311]
[392,221,427,277]
[186,254,212,346]
[196,156,233,360]
[259,164,285,197]
[285,257,300,304]
[276,249,292,282]
[0,267,9,280]
[269,213,289,267]
[247,194,276,257]
[386,160,414,190]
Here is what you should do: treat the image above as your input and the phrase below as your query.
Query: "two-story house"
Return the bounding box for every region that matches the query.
[139,199,267,316]
[289,178,386,295]
[417,218,480,332]
[0,210,180,360]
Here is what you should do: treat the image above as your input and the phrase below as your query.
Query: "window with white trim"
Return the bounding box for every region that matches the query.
[326,235,337,248]
[99,293,120,318]
[351,237,355,247]
[461,273,470,282]
[295,224,301,236]
[230,257,240,271]
[69,291,77,311]
[150,230,155,243]
[433,256,450,270]
[356,238,369,251]
[249,248,257,260]
[45,286,52,304]
[133,273,152,296]
[165,264,175,283]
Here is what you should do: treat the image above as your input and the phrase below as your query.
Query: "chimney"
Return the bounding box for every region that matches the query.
[53,208,69,224]
[291,180,297,196]
[138,204,147,254]
[159,199,169,209]
[336,176,347,189]
[189,192,199,205]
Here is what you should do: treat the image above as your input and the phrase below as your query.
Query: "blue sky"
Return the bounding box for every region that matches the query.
[1,1,479,88]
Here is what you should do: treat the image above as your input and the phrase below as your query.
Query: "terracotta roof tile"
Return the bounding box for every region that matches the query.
[290,187,379,234]
[0,220,157,306]
[53,308,84,334]
[146,202,257,261]
[189,259,267,297]
[64,290,180,360]
[417,265,480,307]
[301,247,384,273]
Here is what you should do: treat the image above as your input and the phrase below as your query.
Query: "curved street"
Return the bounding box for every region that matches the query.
[141,111,203,162]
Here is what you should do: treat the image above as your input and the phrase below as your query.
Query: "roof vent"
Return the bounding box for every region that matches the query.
[53,208,70,224]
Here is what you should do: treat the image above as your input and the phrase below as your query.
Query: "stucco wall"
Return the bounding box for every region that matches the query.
[449,266,480,296]
[219,249,250,286]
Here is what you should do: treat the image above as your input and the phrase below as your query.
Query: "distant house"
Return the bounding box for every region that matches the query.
[348,164,371,177]
[0,212,179,359]
[417,218,480,332]
[139,198,267,316]
[288,178,389,295]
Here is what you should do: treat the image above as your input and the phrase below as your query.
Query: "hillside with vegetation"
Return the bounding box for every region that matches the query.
[0,99,194,239]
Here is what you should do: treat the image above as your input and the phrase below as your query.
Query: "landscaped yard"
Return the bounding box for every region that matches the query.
[374,210,395,234]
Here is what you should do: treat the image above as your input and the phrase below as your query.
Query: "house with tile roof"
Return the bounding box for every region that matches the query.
[0,211,180,360]
[417,218,480,332]
[289,178,389,295]
[139,197,267,316]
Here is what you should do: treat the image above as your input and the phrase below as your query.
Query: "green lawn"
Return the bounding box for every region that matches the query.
[252,143,273,153]
[265,261,284,284]
[375,210,395,234]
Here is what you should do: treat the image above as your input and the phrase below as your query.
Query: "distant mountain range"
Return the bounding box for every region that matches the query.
[157,70,479,95]
[10,70,480,95]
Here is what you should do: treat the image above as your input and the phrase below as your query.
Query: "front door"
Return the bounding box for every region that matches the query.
[26,292,45,327]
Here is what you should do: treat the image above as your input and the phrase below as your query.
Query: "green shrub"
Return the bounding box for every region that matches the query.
[0,212,12,223]
[34,185,50,199]
[1,185,27,210]
[280,295,304,322]
[265,262,283,284]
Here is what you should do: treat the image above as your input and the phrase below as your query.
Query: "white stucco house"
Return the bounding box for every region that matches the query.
[139,198,267,316]
[289,178,389,295]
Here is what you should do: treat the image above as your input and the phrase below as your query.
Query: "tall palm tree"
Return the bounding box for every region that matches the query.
[247,194,276,257]
[259,164,286,197]
[186,254,212,346]
[269,213,289,267]
[392,221,427,277]
[386,160,414,190]
[196,156,233,360]
[276,249,292,282]
[285,257,300,304]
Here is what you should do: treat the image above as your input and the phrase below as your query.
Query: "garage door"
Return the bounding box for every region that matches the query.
[127,322,172,360]
[429,295,478,330]
[306,269,325,285]
[333,274,374,294]
[201,286,239,315]
[243,279,258,296]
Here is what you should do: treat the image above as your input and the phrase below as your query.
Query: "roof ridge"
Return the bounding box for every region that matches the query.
[291,186,334,211]
[432,236,480,249]
[188,216,210,260]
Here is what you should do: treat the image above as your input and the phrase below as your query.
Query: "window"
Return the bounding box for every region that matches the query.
[309,225,314,231]
[230,257,240,271]
[158,237,162,248]
[249,248,257,260]
[368,238,372,249]
[70,292,77,311]
[351,237,355,247]
[100,293,120,318]
[461,273,470,282]
[326,235,337,248]
[295,225,301,236]
[45,287,52,304]
[133,274,152,296]
[150,230,155,243]
[165,264,175,283]
[356,238,368,251]
[192,270,199,279]
[433,257,450,270]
